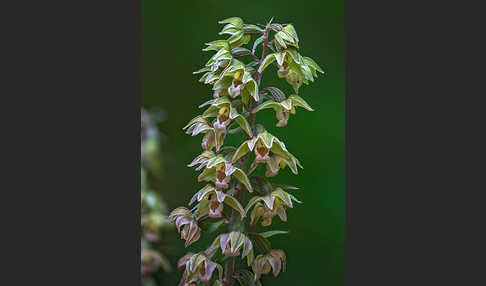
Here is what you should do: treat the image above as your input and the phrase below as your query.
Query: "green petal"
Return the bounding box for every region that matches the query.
[218,17,244,28]
[302,56,324,74]
[223,195,246,217]
[272,188,293,208]
[285,48,301,64]
[228,30,244,45]
[234,114,253,137]
[274,51,286,66]
[243,24,265,33]
[229,231,246,253]
[232,140,251,162]
[258,230,289,238]
[232,167,253,192]
[252,100,282,113]
[203,40,230,52]
[245,196,262,213]
[213,76,233,90]
[194,199,210,219]
[252,35,264,55]
[257,53,276,73]
[189,184,216,205]
[198,167,216,182]
[258,131,275,148]
[289,94,314,111]
[193,67,211,74]
[206,155,226,168]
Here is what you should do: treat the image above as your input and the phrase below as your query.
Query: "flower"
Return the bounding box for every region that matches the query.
[217,17,251,49]
[274,24,299,49]
[252,249,286,281]
[252,94,314,127]
[265,154,298,177]
[197,155,253,192]
[168,207,201,247]
[258,47,324,93]
[183,116,224,151]
[232,131,303,174]
[245,187,301,226]
[215,59,259,103]
[187,150,216,171]
[207,231,254,266]
[189,184,246,218]
[198,96,252,136]
[178,252,223,285]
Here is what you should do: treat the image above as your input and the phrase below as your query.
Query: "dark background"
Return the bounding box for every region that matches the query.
[142,0,345,285]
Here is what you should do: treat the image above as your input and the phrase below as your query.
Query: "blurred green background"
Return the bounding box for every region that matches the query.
[142,0,344,285]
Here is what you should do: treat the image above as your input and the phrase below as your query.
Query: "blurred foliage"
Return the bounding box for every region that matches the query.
[141,109,173,286]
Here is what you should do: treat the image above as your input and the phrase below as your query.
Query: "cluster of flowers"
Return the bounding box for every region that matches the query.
[169,17,323,286]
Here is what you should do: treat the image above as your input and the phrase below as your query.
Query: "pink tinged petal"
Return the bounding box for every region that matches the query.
[188,157,203,167]
[208,202,223,218]
[224,163,236,176]
[247,137,258,151]
[199,260,217,282]
[219,234,230,253]
[267,255,282,277]
[242,237,253,258]
[215,190,226,203]
[276,206,287,222]
[262,194,275,210]
[177,253,194,270]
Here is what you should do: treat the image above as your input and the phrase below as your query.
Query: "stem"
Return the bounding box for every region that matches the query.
[223,257,235,286]
[223,24,270,286]
[255,24,271,86]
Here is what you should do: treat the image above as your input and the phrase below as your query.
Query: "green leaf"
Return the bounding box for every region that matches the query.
[258,53,276,73]
[289,94,314,111]
[258,230,289,238]
[218,17,244,28]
